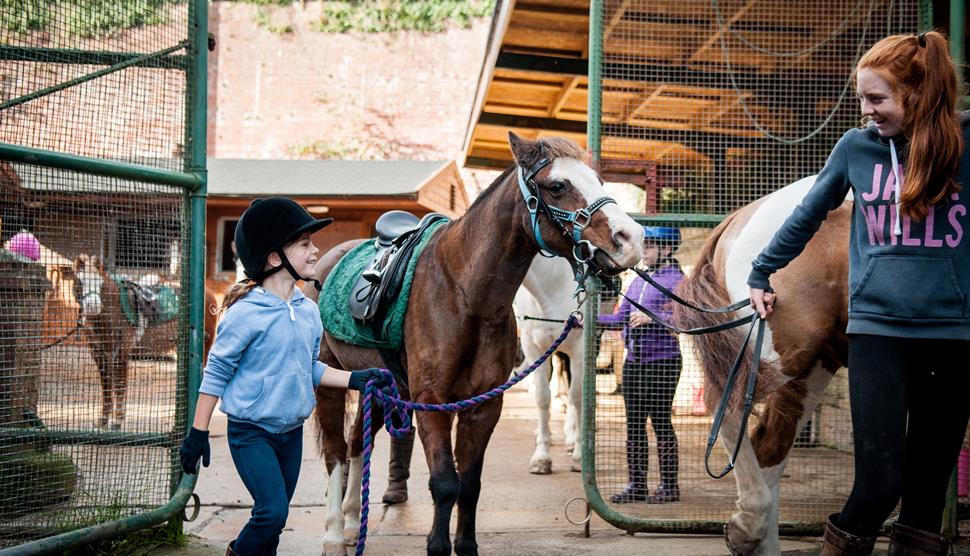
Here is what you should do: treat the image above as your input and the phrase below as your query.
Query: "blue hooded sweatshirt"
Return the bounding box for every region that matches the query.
[748,114,970,340]
[199,286,328,433]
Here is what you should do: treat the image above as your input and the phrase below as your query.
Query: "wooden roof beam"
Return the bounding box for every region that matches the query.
[687,0,758,64]
[549,76,582,118]
[603,0,634,43]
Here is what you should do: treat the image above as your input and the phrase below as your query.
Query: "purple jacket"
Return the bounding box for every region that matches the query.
[598,264,684,364]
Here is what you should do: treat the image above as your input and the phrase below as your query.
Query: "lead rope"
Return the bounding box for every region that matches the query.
[355,314,580,555]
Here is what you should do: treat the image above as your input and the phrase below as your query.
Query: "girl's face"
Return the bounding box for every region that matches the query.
[641,240,660,268]
[281,232,319,277]
[857,67,906,137]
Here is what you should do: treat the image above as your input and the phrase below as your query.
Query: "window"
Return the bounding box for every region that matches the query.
[218,218,239,273]
[116,218,179,270]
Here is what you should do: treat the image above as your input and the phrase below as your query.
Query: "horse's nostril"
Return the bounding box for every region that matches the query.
[612,229,632,249]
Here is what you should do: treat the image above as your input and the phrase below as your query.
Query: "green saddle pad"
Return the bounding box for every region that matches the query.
[319,220,448,350]
[113,276,180,327]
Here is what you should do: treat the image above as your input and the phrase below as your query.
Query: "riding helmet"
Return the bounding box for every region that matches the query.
[6,231,40,261]
[642,226,681,251]
[234,197,332,281]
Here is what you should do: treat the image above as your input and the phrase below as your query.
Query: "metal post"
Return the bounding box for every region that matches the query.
[587,0,604,167]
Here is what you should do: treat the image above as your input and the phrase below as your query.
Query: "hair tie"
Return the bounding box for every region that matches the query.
[917,32,927,47]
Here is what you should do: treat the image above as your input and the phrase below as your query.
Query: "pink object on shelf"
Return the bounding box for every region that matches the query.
[959,449,969,497]
[6,232,40,261]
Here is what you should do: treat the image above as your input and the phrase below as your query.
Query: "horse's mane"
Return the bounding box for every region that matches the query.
[464,137,587,215]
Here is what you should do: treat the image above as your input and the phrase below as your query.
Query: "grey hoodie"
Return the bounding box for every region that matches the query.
[748,114,970,340]
[200,286,328,433]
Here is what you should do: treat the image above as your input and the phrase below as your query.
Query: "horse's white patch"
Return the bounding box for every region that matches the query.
[723,176,821,370]
[76,269,104,317]
[548,158,643,268]
[323,461,345,546]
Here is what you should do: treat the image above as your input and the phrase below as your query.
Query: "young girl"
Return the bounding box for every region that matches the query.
[598,226,685,504]
[748,32,970,555]
[179,197,386,556]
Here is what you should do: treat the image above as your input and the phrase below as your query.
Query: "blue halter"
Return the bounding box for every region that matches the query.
[516,157,617,294]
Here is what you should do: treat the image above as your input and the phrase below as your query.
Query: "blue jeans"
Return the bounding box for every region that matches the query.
[227,420,303,556]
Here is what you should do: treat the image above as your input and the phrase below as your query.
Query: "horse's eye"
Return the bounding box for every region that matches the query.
[548,182,567,194]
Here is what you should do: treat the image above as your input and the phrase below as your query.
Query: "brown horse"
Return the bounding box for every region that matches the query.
[675,176,850,555]
[305,133,644,556]
[65,254,217,429]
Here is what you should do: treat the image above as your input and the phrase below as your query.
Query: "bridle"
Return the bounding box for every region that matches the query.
[516,156,617,295]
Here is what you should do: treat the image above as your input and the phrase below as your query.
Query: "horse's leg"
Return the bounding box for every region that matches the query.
[88,339,112,428]
[316,385,351,556]
[453,396,502,556]
[528,347,553,475]
[418,410,458,556]
[112,346,131,430]
[719,410,774,556]
[341,454,363,545]
[565,349,582,472]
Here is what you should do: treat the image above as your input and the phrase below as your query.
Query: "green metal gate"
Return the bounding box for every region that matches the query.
[582,0,944,537]
[0,0,207,552]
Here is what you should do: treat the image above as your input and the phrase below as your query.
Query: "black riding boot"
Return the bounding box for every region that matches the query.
[610,440,647,503]
[645,438,679,503]
[820,513,877,556]
[382,428,415,504]
[887,521,949,556]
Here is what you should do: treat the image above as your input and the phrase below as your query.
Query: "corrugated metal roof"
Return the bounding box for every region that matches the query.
[10,158,451,197]
[208,159,449,197]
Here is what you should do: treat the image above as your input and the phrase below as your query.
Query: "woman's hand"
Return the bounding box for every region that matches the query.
[629,311,650,328]
[749,287,776,319]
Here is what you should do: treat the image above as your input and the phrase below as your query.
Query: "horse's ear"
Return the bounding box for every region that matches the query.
[508,132,537,166]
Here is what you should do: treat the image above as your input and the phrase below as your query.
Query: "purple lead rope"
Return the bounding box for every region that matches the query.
[355,314,580,555]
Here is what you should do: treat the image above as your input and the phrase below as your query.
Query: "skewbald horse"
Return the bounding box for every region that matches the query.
[675,176,850,555]
[305,133,644,556]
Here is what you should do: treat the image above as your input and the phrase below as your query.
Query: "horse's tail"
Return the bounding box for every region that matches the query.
[673,212,780,415]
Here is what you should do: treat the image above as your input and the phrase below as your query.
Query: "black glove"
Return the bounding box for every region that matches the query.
[348,368,388,392]
[179,427,210,475]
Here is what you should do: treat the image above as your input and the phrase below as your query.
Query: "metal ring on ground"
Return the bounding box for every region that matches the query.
[564,496,591,526]
[183,492,201,522]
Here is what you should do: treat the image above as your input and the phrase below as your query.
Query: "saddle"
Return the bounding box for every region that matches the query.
[348,211,449,322]
[117,277,179,327]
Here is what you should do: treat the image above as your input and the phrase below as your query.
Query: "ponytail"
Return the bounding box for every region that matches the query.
[219,279,258,315]
[858,31,964,220]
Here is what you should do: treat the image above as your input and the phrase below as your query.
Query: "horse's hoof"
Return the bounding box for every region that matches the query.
[321,541,347,556]
[454,537,478,556]
[342,529,358,546]
[426,536,451,556]
[529,459,552,475]
[570,463,581,473]
[724,521,761,556]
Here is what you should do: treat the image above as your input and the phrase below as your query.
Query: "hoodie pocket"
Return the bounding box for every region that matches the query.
[248,373,315,425]
[850,255,965,319]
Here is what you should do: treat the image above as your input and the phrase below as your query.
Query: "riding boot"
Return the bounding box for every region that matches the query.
[382,428,415,504]
[645,438,679,503]
[610,440,647,503]
[887,521,949,556]
[819,514,877,556]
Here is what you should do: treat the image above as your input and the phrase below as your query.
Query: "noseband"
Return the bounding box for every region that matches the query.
[516,157,617,293]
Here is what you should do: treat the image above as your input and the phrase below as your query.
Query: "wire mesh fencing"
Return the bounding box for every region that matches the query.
[0,0,198,547]
[587,0,921,532]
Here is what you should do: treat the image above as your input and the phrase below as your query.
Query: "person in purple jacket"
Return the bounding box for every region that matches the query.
[599,226,684,504]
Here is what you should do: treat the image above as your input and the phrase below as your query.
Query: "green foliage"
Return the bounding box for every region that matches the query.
[288,138,384,159]
[0,0,183,38]
[314,0,496,33]
[253,7,293,34]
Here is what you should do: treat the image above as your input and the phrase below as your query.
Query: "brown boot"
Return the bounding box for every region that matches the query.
[887,522,949,556]
[820,514,877,556]
[382,428,414,504]
[645,438,679,504]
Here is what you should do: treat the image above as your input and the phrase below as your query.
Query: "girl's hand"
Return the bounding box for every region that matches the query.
[749,287,776,319]
[348,368,389,392]
[179,427,210,475]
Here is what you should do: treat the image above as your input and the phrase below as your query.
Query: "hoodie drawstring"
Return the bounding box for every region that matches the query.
[286,300,295,322]
[890,138,902,236]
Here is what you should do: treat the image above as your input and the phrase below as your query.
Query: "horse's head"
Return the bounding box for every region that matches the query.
[508,132,643,275]
[71,254,105,318]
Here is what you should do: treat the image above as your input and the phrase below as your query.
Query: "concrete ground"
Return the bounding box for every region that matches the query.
[147,387,964,556]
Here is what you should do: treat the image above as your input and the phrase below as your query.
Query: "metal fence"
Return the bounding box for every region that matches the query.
[0,1,207,551]
[584,0,923,535]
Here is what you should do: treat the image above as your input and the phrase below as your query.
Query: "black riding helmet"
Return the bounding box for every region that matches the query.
[234,197,332,284]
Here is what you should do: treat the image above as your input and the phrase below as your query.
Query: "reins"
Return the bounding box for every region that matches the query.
[597,269,768,479]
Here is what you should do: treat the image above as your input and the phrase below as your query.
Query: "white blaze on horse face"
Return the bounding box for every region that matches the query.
[76,268,104,317]
[547,158,643,268]
[723,176,822,370]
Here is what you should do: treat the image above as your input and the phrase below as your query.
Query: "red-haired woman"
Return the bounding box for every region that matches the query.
[748,32,969,555]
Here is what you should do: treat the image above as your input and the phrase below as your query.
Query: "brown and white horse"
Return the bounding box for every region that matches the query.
[67,254,217,429]
[306,134,644,556]
[675,176,850,555]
